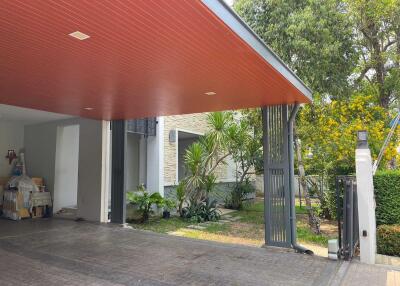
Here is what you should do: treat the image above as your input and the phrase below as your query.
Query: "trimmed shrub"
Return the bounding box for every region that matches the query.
[374,170,400,226]
[377,225,400,256]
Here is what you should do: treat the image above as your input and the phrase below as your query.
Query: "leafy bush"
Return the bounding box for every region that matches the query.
[377,225,400,256]
[127,185,164,222]
[163,198,176,212]
[374,171,400,225]
[182,198,221,223]
[176,181,186,217]
[225,180,255,210]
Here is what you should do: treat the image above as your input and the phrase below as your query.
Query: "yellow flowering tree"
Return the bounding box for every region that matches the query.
[298,94,399,175]
[297,94,399,218]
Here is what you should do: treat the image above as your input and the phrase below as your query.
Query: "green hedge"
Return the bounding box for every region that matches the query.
[374,171,400,226]
[377,225,400,256]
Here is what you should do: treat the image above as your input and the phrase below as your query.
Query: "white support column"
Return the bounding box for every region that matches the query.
[100,120,111,223]
[355,131,376,264]
[146,116,164,196]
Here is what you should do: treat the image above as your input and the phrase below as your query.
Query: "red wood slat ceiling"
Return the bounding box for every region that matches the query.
[0,0,310,120]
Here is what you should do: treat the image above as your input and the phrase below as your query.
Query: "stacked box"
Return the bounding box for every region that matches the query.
[3,190,30,220]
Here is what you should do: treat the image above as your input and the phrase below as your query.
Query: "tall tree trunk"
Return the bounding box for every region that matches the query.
[294,132,320,234]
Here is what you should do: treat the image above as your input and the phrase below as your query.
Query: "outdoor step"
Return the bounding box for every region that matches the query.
[200,222,212,226]
[228,216,242,221]
[218,220,231,223]
[186,225,206,230]
[222,214,232,218]
[213,221,227,225]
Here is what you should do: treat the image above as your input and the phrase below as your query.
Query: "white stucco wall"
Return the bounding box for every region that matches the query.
[24,118,104,221]
[0,121,25,177]
[356,147,377,264]
[53,124,80,212]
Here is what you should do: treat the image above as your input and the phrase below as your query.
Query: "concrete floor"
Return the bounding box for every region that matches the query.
[0,218,396,286]
[0,218,341,285]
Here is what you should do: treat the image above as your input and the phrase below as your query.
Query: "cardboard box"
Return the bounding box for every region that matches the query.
[19,208,30,219]
[0,177,10,188]
[31,206,43,218]
[31,177,44,187]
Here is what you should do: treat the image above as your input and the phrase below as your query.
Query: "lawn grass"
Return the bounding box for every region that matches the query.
[129,200,335,248]
[130,217,191,233]
[297,223,329,245]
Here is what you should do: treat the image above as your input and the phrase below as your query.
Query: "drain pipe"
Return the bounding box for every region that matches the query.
[288,103,313,255]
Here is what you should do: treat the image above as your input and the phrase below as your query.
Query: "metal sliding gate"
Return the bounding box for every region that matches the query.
[336,176,359,260]
[262,105,292,247]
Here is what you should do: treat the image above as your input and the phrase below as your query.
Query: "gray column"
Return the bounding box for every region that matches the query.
[111,120,127,224]
[262,105,291,248]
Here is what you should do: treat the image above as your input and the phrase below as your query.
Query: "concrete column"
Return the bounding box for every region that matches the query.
[146,116,164,196]
[355,131,376,264]
[100,120,111,223]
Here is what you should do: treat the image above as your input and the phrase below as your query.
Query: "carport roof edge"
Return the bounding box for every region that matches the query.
[0,0,312,120]
[202,0,312,100]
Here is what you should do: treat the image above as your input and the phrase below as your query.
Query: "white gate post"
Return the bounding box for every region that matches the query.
[355,130,376,264]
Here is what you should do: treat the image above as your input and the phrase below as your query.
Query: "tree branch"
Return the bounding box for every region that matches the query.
[356,65,372,83]
[383,39,397,52]
[207,152,231,175]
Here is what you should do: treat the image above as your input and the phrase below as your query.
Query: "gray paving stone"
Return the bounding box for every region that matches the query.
[0,217,349,286]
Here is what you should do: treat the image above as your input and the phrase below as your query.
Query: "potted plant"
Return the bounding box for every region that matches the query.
[162,198,176,219]
[126,185,164,222]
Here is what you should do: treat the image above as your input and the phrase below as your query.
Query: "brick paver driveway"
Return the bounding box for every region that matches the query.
[0,218,340,285]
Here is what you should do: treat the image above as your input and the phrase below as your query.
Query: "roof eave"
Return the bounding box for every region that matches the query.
[201,0,313,101]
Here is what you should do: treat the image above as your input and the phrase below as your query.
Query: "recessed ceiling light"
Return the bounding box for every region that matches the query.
[69,31,90,41]
[204,91,216,96]
[84,107,93,111]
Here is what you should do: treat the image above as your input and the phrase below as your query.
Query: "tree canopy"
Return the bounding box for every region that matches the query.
[234,0,400,171]
[234,0,358,98]
[346,0,400,108]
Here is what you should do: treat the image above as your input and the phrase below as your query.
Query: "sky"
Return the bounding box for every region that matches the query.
[224,0,234,7]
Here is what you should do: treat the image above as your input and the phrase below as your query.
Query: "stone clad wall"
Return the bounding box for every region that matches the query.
[163,113,234,186]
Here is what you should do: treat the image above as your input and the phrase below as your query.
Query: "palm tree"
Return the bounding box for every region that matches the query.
[183,112,233,203]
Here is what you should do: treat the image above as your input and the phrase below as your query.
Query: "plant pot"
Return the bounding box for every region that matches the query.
[162,211,170,219]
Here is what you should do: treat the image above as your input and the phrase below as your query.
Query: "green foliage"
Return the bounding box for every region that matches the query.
[233,201,265,225]
[126,186,164,222]
[296,95,397,219]
[234,0,357,98]
[297,95,393,176]
[345,0,400,107]
[176,181,186,217]
[374,171,400,225]
[228,111,263,180]
[183,112,232,203]
[182,199,221,223]
[377,225,400,256]
[233,0,400,228]
[296,224,329,246]
[163,198,176,212]
[225,180,255,210]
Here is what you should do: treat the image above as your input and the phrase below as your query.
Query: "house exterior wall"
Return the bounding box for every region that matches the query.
[163,113,235,186]
[24,117,104,222]
[0,121,25,178]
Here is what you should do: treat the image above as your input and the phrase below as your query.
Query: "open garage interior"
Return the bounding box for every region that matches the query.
[125,133,147,192]
[0,104,107,223]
